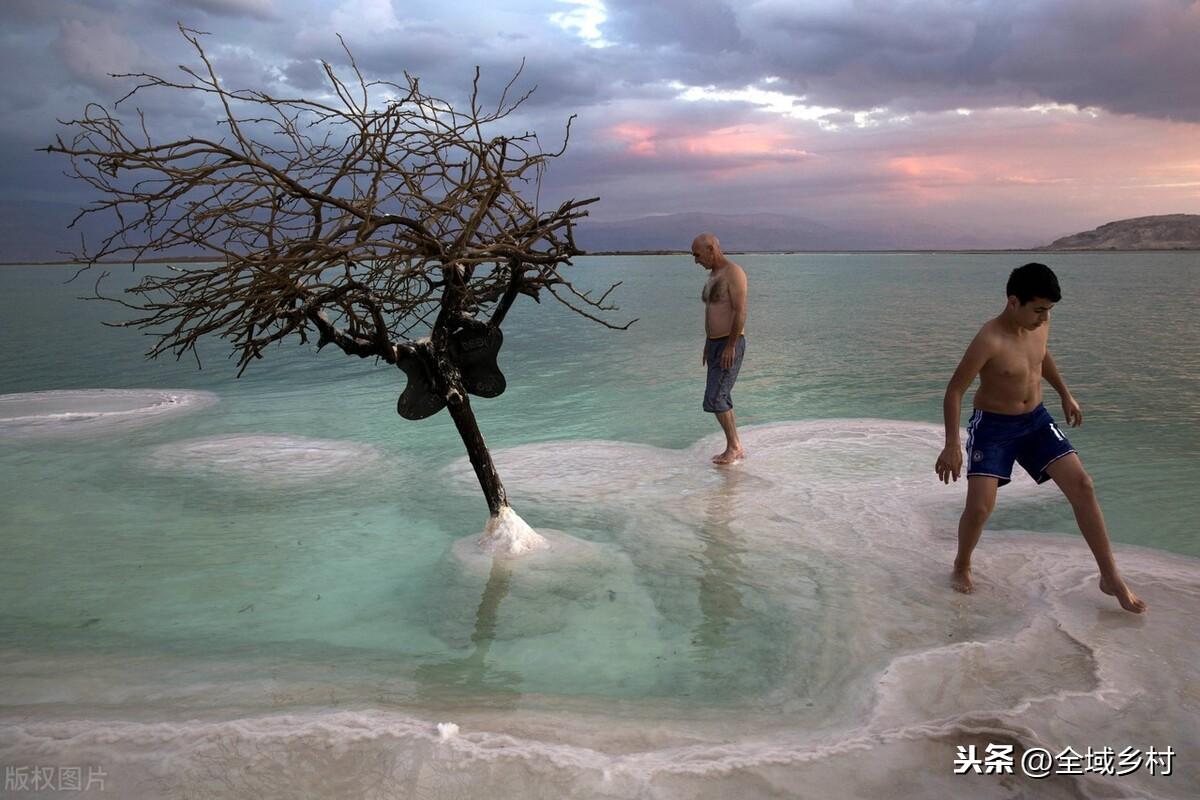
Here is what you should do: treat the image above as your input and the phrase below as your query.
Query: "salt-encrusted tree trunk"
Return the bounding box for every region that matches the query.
[44,26,632,553]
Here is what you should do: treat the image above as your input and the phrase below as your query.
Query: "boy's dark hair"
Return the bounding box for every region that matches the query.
[1006,262,1061,304]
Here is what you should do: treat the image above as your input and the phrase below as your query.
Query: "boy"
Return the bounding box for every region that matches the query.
[935,263,1145,613]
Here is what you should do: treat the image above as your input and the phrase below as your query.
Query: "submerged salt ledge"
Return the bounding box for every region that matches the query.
[2,420,1195,798]
[147,433,386,485]
[0,388,218,438]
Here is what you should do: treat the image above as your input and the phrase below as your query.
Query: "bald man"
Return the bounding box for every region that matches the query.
[692,232,749,465]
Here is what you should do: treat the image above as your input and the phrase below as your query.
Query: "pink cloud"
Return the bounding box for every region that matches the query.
[682,124,810,160]
[887,155,974,183]
[610,123,658,156]
[608,120,811,174]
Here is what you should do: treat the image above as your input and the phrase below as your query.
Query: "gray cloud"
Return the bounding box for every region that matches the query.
[281,58,328,92]
[613,0,1200,120]
[180,0,278,21]
[606,0,742,52]
[54,18,138,88]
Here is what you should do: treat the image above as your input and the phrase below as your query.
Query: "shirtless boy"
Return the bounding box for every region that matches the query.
[935,263,1145,613]
[692,232,748,465]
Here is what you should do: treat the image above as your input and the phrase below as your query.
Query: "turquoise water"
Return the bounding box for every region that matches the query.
[1,253,1197,798]
[3,253,1196,553]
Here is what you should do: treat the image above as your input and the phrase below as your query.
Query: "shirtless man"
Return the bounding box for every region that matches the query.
[693,232,748,465]
[935,263,1145,613]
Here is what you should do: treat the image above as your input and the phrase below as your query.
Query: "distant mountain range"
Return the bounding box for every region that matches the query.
[1044,214,1200,250]
[573,212,1001,253]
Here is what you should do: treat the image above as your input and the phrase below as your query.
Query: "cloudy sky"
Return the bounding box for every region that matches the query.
[2,0,1198,257]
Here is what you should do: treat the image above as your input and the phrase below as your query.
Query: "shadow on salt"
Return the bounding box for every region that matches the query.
[0,389,218,439]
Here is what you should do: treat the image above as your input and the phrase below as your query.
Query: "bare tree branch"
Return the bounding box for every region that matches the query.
[43,29,626,373]
[44,29,634,520]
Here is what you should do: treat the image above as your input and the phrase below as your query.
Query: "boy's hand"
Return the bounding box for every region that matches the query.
[701,344,707,366]
[1062,395,1083,427]
[720,345,736,369]
[935,444,962,483]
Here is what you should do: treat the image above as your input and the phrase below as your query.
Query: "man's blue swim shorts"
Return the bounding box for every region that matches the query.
[965,403,1076,487]
[703,336,745,413]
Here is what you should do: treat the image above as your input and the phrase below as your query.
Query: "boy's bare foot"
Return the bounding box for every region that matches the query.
[1099,575,1147,613]
[712,448,745,465]
[951,565,974,594]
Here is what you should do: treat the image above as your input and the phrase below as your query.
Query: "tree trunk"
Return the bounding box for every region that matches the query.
[445,386,508,516]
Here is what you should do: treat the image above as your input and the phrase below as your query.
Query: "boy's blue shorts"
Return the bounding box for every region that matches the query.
[965,404,1076,487]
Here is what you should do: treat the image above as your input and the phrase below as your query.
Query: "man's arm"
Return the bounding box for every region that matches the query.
[1042,349,1082,426]
[720,268,748,369]
[936,332,992,483]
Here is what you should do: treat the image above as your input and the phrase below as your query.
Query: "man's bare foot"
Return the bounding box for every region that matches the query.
[1099,575,1147,613]
[951,565,974,594]
[712,448,745,465]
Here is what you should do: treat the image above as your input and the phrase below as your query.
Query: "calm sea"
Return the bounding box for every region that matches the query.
[1,252,1197,798]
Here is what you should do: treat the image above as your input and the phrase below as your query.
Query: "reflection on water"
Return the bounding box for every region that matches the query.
[415,558,522,705]
[691,469,749,663]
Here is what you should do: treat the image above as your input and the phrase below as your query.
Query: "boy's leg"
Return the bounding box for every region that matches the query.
[953,475,998,593]
[1043,454,1146,613]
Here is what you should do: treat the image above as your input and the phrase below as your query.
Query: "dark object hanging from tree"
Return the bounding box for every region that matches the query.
[397,317,506,420]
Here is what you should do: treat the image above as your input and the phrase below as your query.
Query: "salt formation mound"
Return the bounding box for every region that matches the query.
[449,522,612,582]
[477,507,548,555]
[147,433,385,486]
[0,389,217,439]
[444,441,681,559]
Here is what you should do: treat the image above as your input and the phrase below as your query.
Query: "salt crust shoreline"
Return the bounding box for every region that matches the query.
[2,421,1195,798]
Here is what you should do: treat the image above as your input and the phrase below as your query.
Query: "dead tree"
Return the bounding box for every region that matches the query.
[44,27,631,528]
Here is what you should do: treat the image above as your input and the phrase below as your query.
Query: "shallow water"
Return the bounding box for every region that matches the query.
[1,254,1197,797]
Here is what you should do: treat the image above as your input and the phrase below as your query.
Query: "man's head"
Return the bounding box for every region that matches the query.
[1005,262,1061,329]
[691,232,721,270]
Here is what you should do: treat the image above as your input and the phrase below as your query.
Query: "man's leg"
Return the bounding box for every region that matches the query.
[712,408,744,464]
[953,476,998,593]
[1044,454,1146,613]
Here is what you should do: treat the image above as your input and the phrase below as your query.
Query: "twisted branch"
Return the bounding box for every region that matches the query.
[43,26,628,374]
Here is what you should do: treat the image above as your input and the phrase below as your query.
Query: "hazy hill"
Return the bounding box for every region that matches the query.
[1044,214,1200,250]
